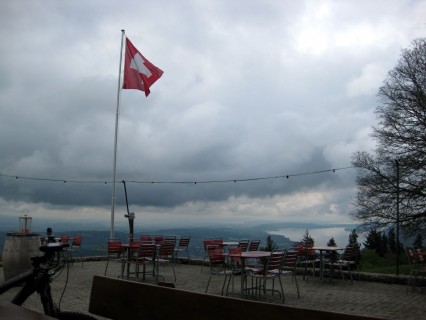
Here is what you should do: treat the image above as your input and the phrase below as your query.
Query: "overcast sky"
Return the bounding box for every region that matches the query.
[0,0,425,230]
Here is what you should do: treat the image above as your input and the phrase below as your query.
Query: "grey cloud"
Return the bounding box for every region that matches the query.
[0,0,424,224]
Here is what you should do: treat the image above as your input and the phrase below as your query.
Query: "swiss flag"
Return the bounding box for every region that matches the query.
[122,38,163,96]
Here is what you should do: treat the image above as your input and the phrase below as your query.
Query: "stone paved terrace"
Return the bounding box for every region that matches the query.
[0,259,425,320]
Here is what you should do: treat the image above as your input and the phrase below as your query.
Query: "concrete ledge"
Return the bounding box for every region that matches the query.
[1,255,417,286]
[89,275,386,320]
[66,256,421,285]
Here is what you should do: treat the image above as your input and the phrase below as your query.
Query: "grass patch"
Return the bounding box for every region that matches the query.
[359,264,411,275]
[357,249,411,275]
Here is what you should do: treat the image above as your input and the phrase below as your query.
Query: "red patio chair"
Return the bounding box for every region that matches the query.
[238,239,250,252]
[154,235,164,245]
[139,235,153,244]
[201,238,222,272]
[155,241,176,283]
[126,243,156,280]
[248,240,261,251]
[205,246,234,295]
[67,235,84,267]
[246,249,286,302]
[104,238,124,276]
[174,236,191,263]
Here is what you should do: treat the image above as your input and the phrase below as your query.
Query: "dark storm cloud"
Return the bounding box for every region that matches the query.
[0,0,424,223]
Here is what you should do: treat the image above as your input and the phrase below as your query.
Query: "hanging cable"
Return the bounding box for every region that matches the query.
[0,166,353,186]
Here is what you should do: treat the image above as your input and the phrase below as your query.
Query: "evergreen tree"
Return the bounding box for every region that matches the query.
[413,234,423,249]
[381,232,388,255]
[301,229,315,245]
[326,237,338,261]
[388,227,396,253]
[262,235,278,252]
[364,229,384,256]
[348,229,359,246]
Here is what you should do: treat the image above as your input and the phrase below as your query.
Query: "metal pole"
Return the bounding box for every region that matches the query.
[122,180,134,243]
[110,29,126,239]
[395,159,400,276]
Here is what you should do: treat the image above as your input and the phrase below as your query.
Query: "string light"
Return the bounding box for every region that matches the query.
[0,166,354,186]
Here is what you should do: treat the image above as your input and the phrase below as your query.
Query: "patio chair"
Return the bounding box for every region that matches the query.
[324,244,358,284]
[59,234,72,260]
[205,246,234,295]
[294,242,318,282]
[126,243,156,280]
[225,247,244,295]
[174,236,191,263]
[238,239,250,252]
[245,249,286,302]
[154,235,164,245]
[280,249,300,301]
[405,246,426,292]
[201,238,223,272]
[164,235,177,245]
[155,241,176,283]
[248,240,261,251]
[128,240,141,259]
[67,234,84,267]
[246,240,262,268]
[139,235,153,244]
[104,238,124,276]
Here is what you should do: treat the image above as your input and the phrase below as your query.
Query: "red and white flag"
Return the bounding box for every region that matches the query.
[122,38,163,96]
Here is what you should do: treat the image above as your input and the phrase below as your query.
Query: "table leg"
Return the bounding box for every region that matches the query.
[241,259,245,297]
[121,258,125,278]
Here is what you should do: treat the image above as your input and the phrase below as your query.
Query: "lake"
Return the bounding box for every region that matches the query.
[267,226,366,248]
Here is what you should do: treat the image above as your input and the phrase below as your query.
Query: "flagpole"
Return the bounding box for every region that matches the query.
[110,29,126,239]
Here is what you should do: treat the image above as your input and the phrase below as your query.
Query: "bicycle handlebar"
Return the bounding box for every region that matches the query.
[40,243,69,253]
[30,243,70,268]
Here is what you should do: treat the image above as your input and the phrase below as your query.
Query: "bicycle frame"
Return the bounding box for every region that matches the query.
[1,242,97,319]
[0,244,66,317]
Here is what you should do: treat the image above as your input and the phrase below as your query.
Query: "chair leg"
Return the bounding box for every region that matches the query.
[172,263,176,282]
[104,260,110,276]
[205,275,213,293]
[278,277,285,303]
[225,275,232,295]
[221,275,229,296]
[293,274,300,299]
[348,267,353,284]
[79,251,83,267]
[126,262,130,279]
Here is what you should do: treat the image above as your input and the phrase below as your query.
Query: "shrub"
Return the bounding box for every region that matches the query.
[359,249,383,269]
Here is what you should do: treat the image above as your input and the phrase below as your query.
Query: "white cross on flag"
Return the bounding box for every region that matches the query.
[122,38,163,96]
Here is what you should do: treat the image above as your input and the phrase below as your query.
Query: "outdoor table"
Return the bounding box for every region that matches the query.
[222,250,271,298]
[312,246,345,280]
[222,241,239,247]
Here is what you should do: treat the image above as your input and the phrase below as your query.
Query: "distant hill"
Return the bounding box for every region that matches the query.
[0,215,366,260]
[0,224,294,259]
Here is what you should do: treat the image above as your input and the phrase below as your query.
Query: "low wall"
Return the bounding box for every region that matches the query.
[0,255,418,286]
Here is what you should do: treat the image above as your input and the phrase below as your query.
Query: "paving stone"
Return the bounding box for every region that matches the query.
[1,260,425,319]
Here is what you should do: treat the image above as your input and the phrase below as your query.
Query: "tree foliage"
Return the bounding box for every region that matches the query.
[413,233,423,249]
[364,229,384,256]
[348,229,359,246]
[300,229,315,245]
[388,227,396,253]
[326,237,338,261]
[262,235,278,252]
[352,38,426,236]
